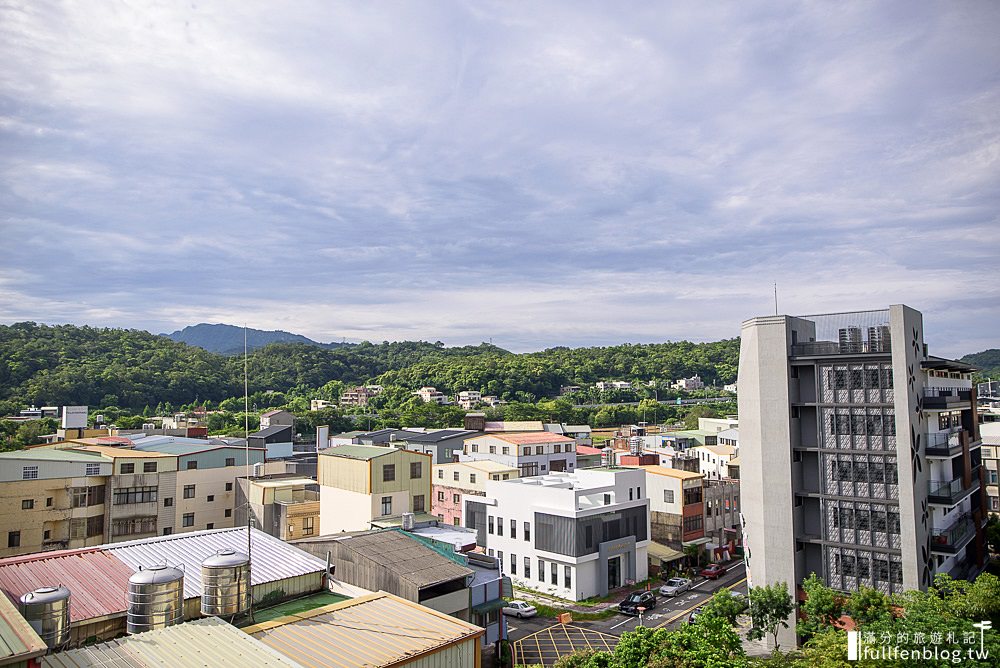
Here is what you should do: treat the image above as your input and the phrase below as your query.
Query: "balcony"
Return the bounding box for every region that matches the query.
[791,340,892,357]
[923,387,972,409]
[925,431,964,458]
[930,513,975,554]
[928,477,979,506]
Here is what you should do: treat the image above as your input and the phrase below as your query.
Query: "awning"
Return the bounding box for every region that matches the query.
[472,598,508,615]
[647,542,684,563]
[682,537,713,546]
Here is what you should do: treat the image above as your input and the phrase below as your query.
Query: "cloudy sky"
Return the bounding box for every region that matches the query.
[1,1,998,355]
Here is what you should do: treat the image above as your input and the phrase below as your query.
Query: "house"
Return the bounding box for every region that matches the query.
[692,444,737,480]
[432,460,519,526]
[245,592,484,668]
[393,429,479,464]
[259,410,294,429]
[643,465,706,547]
[293,529,473,621]
[339,386,378,407]
[724,382,738,393]
[670,375,705,391]
[559,385,581,395]
[236,474,320,541]
[480,395,505,407]
[464,468,650,601]
[414,387,447,404]
[697,417,739,433]
[309,399,336,411]
[574,445,604,468]
[595,381,631,391]
[456,391,482,409]
[248,425,294,459]
[317,445,432,533]
[562,425,593,446]
[462,432,577,477]
[717,427,739,448]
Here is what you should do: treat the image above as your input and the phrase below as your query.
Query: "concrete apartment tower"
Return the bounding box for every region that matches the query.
[739,305,985,646]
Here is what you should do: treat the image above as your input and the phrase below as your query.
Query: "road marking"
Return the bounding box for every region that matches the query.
[610,616,634,630]
[651,577,748,630]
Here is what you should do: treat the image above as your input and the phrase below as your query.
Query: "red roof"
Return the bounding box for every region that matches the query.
[0,549,135,622]
[576,445,604,455]
[486,432,574,445]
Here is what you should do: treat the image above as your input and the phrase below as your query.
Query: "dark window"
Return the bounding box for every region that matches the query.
[164,497,173,507]
[86,515,104,537]
[550,562,558,585]
[206,523,214,530]
[183,485,195,499]
[207,495,215,502]
[470,473,476,483]
[225,458,236,467]
[186,461,198,470]
[683,515,703,532]
[410,462,422,479]
[182,513,194,527]
[511,519,517,539]
[113,486,158,505]
[524,521,531,542]
[120,463,135,474]
[497,517,504,537]
[381,496,392,516]
[143,462,157,473]
[163,527,172,535]
[46,497,53,507]
[524,557,531,579]
[413,495,425,512]
[488,516,494,534]
[21,499,33,510]
[453,493,460,503]
[383,464,395,482]
[44,530,50,540]
[8,531,20,548]
[226,482,233,491]
[510,553,517,575]
[225,509,232,517]
[564,565,571,589]
[538,559,545,581]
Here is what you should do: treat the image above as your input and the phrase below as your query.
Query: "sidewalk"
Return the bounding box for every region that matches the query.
[512,579,670,614]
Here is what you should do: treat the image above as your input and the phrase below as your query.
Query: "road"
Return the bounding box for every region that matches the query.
[506,562,747,643]
[573,396,734,409]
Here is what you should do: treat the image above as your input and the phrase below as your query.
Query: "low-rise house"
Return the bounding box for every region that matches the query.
[462,432,577,477]
[236,474,320,541]
[697,417,739,433]
[563,425,593,446]
[394,429,479,464]
[248,425,294,459]
[692,444,737,480]
[480,395,505,407]
[246,592,484,668]
[643,465,705,547]
[596,381,632,391]
[259,410,295,429]
[414,387,448,404]
[456,391,482,409]
[559,385,582,395]
[309,399,336,411]
[432,460,519,526]
[671,375,705,391]
[318,445,432,533]
[339,386,378,407]
[575,445,604,468]
[465,468,650,601]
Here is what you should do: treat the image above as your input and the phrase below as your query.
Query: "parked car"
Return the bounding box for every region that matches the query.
[700,563,728,579]
[502,601,538,618]
[658,577,693,597]
[618,590,657,615]
[687,605,706,624]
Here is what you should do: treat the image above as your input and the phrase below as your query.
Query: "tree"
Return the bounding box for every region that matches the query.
[985,515,1000,556]
[701,588,747,626]
[649,612,748,667]
[798,572,843,640]
[682,405,720,430]
[842,586,890,627]
[747,582,794,650]
[552,650,614,668]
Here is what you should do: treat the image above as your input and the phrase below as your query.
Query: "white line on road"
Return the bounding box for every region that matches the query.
[610,617,635,630]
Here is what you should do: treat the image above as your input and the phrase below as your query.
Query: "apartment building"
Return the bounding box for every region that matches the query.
[318,445,432,533]
[982,423,1000,515]
[456,391,481,410]
[692,444,737,480]
[340,386,378,407]
[462,432,577,477]
[236,474,320,540]
[704,478,741,546]
[465,468,650,601]
[671,375,705,391]
[643,465,705,547]
[739,305,986,646]
[431,460,519,526]
[0,449,113,557]
[595,381,631,391]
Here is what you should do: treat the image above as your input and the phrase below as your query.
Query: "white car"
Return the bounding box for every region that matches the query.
[502,601,538,618]
[659,577,693,597]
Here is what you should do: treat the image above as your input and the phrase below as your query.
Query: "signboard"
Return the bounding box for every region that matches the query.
[500,576,513,599]
[61,405,88,429]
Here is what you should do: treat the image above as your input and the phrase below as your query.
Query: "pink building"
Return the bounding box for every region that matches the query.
[431,460,519,526]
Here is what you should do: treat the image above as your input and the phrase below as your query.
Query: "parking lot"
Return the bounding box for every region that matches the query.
[511,624,619,667]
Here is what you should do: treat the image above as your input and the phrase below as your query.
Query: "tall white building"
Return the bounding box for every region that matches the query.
[463,468,649,601]
[739,305,985,646]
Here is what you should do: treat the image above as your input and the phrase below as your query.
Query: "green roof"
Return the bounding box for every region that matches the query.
[322,444,394,460]
[0,590,47,663]
[0,448,107,462]
[243,591,351,626]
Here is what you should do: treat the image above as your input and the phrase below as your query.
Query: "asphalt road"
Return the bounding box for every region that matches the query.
[506,562,748,643]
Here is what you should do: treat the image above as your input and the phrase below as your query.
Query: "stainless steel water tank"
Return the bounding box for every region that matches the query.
[126,565,184,634]
[19,586,70,648]
[200,549,250,616]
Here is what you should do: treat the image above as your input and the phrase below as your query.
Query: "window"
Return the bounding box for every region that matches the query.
[524,556,531,579]
[438,491,445,501]
[44,530,50,540]
[453,516,461,526]
[22,499,33,510]
[664,489,675,503]
[164,497,173,507]
[186,461,198,470]
[629,488,634,501]
[554,444,561,453]
[498,551,503,569]
[488,516,495,534]
[551,561,558,585]
[471,445,479,453]
[302,516,315,536]
[522,447,530,456]
[564,565,571,589]
[453,493,460,503]
[206,523,214,530]
[383,464,395,482]
[143,462,157,473]
[182,513,195,527]
[683,515,703,532]
[225,509,232,517]
[85,463,100,476]
[510,519,517,539]
[497,517,504,537]
[410,462,422,479]
[604,494,611,505]
[226,457,236,467]
[46,497,53,507]
[538,559,545,581]
[22,466,38,480]
[470,473,477,483]
[120,463,135,474]
[381,496,392,516]
[503,474,510,480]
[163,527,173,536]
[438,469,444,479]
[524,521,530,542]
[226,482,233,491]
[536,446,544,455]
[502,446,510,456]
[207,495,215,502]
[510,553,517,574]
[453,471,460,481]
[113,486,158,505]
[183,485,195,499]
[490,446,496,454]
[413,495,425,512]
[8,531,20,548]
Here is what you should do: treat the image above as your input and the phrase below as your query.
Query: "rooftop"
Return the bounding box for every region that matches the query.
[71,445,173,459]
[481,432,575,445]
[698,444,737,457]
[401,429,478,443]
[483,420,545,432]
[320,444,394,461]
[0,585,46,665]
[434,460,517,473]
[642,465,704,480]
[0,448,107,462]
[248,477,317,489]
[251,425,294,440]
[246,592,483,668]
[42,616,304,668]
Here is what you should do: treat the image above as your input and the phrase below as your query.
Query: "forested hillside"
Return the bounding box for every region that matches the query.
[961,349,1000,381]
[164,323,349,355]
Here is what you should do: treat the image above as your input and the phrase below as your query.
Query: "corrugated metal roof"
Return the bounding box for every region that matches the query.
[0,585,47,664]
[72,446,172,459]
[484,432,575,445]
[247,592,483,668]
[42,617,304,668]
[0,549,136,623]
[104,528,326,600]
[0,449,107,462]
[320,444,393,461]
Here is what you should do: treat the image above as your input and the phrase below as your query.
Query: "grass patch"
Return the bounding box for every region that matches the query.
[531,603,618,621]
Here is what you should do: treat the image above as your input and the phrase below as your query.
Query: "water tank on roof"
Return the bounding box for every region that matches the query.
[601,447,614,468]
[201,549,250,616]
[126,565,184,634]
[19,586,70,648]
[401,512,415,531]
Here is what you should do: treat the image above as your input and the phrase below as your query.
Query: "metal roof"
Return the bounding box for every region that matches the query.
[247,592,483,668]
[480,431,575,445]
[132,440,264,456]
[317,530,471,589]
[0,449,107,462]
[104,528,326,600]
[0,586,46,665]
[0,549,136,623]
[250,425,294,440]
[71,446,172,459]
[42,617,304,668]
[320,444,394,461]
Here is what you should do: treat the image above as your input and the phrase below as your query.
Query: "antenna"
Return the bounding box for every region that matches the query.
[243,323,253,621]
[774,283,779,315]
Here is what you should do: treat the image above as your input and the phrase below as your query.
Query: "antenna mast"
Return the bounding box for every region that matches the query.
[774,283,779,315]
[244,324,253,620]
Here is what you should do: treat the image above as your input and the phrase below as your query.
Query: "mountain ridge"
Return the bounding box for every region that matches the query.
[163,323,349,355]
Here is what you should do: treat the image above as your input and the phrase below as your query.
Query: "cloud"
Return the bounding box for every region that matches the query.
[1,0,998,357]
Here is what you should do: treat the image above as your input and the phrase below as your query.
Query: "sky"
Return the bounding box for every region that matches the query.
[1,2,998,356]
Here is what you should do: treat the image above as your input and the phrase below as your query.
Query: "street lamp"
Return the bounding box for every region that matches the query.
[637,606,646,627]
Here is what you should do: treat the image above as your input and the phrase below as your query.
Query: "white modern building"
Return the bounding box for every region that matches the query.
[414,387,448,404]
[462,432,577,477]
[464,468,650,601]
[456,391,482,409]
[692,444,738,480]
[671,375,705,391]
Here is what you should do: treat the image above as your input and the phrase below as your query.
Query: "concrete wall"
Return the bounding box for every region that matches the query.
[319,486,377,533]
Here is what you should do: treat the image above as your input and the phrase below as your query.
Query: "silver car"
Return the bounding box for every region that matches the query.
[659,577,693,597]
[502,600,538,618]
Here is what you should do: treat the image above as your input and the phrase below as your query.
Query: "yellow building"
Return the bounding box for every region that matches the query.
[0,449,113,558]
[319,445,431,534]
[237,475,320,541]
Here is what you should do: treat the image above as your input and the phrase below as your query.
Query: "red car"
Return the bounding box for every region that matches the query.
[700,564,728,579]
